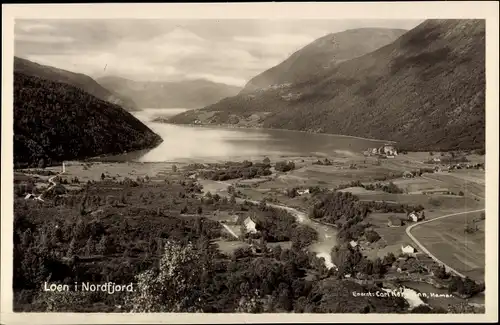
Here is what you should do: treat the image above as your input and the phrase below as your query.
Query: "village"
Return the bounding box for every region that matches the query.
[14,146,485,313]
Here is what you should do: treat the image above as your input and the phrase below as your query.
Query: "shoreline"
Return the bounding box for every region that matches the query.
[155,118,397,144]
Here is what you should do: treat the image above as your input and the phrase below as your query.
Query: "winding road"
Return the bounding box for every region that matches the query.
[205,179,486,276]
[405,208,485,278]
[36,162,66,202]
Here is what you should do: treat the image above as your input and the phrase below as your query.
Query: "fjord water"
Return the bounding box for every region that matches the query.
[115,108,389,163]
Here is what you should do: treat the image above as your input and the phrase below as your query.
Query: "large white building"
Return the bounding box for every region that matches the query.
[243,217,257,234]
[401,244,416,254]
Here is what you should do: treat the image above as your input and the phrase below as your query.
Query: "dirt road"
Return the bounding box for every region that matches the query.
[406,208,485,278]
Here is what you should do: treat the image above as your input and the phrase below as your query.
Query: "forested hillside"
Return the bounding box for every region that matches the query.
[242,28,408,93]
[170,20,485,152]
[14,72,162,168]
[14,57,139,111]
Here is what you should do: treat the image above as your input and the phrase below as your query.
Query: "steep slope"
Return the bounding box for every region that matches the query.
[14,57,139,111]
[14,72,163,168]
[97,76,241,109]
[170,20,485,151]
[242,28,408,93]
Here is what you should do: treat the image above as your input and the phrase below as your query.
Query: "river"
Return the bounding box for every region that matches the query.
[108,108,389,163]
[110,108,482,308]
[112,107,385,269]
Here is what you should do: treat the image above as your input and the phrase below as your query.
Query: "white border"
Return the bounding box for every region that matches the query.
[2,2,499,324]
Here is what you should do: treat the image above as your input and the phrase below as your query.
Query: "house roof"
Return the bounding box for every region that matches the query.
[244,216,255,224]
[388,215,402,222]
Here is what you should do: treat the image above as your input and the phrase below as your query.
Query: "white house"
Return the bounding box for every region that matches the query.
[401,245,416,254]
[297,189,310,196]
[408,212,419,222]
[383,144,398,156]
[24,193,35,200]
[403,171,414,179]
[243,217,257,234]
[349,240,358,248]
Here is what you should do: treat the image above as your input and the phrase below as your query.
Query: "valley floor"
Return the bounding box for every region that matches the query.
[12,149,486,313]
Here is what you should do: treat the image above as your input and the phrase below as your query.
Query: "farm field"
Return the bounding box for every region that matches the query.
[392,177,445,193]
[362,212,414,259]
[410,211,485,282]
[356,192,482,212]
[421,172,485,199]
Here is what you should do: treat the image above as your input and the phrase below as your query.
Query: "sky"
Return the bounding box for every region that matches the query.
[14,19,422,87]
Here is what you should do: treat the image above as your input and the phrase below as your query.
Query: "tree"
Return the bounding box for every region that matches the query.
[365,230,381,243]
[382,252,396,266]
[372,258,386,276]
[432,264,448,279]
[66,238,76,258]
[258,199,267,211]
[84,237,95,256]
[172,165,178,172]
[100,173,105,181]
[38,158,46,169]
[197,206,203,214]
[96,235,108,255]
[120,192,127,204]
[125,240,207,312]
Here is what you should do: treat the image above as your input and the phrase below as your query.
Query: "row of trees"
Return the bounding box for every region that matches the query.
[336,180,404,194]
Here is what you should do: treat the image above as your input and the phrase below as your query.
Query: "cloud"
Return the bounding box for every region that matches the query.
[25,53,179,80]
[14,19,424,86]
[16,22,55,32]
[185,73,247,87]
[15,34,74,44]
[164,28,205,41]
[234,33,315,47]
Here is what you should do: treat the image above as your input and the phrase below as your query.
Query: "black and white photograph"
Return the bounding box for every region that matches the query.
[1,2,498,324]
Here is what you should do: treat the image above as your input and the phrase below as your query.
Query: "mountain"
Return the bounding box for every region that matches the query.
[14,57,139,111]
[96,76,241,109]
[14,72,162,168]
[241,28,408,93]
[169,20,485,152]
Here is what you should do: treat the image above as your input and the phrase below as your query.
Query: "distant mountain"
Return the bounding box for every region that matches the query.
[14,57,139,111]
[14,72,162,168]
[170,20,485,152]
[96,76,241,109]
[241,28,408,93]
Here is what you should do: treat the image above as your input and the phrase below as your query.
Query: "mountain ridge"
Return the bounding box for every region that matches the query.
[14,57,140,111]
[241,27,409,93]
[97,75,241,109]
[169,19,485,152]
